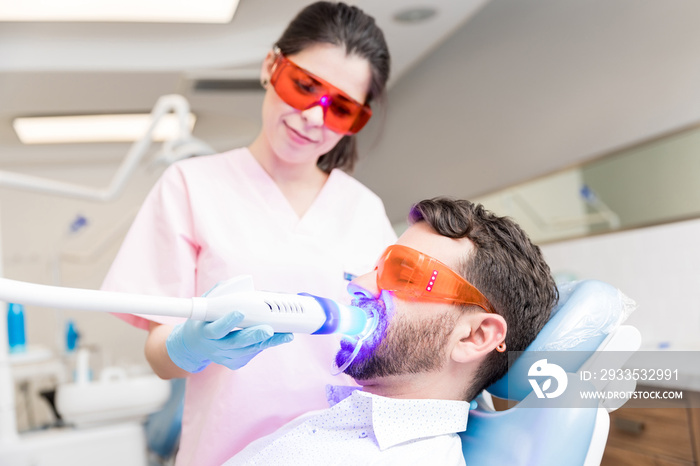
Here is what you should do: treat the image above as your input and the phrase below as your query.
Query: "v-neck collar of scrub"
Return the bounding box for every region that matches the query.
[238,147,340,232]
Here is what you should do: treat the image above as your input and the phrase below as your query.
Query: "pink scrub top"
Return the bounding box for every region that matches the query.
[101,148,397,466]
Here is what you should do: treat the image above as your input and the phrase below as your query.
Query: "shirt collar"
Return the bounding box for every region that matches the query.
[326,384,361,406]
[326,385,470,450]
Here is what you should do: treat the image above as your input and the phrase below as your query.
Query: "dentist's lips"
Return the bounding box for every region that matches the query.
[284,122,317,144]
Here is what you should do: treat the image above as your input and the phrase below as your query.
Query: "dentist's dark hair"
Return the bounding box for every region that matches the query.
[274,1,390,173]
[409,197,559,401]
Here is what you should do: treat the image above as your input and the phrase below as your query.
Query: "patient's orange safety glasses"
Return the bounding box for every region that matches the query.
[375,244,496,314]
[269,48,372,135]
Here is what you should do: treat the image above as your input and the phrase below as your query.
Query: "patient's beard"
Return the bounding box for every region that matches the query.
[337,298,458,381]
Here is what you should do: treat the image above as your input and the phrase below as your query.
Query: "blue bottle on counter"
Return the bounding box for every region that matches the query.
[7,302,26,353]
[65,319,79,352]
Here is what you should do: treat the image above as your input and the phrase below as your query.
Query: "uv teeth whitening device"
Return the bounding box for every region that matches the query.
[0,275,371,336]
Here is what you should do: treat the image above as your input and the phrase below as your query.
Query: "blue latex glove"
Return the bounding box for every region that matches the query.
[166,311,294,373]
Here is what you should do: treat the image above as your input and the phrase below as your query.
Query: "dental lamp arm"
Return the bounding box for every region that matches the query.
[0,276,366,333]
[0,95,214,202]
[0,275,368,375]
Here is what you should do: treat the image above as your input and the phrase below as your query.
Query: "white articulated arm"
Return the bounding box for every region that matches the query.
[0,94,214,202]
[0,276,368,336]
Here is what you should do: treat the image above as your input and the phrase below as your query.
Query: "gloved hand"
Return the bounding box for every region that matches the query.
[166,311,294,373]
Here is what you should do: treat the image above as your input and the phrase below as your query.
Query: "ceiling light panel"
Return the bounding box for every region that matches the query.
[0,0,239,23]
[13,113,196,144]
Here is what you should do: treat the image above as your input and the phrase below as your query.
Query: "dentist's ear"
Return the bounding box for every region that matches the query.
[451,311,507,364]
[260,50,277,88]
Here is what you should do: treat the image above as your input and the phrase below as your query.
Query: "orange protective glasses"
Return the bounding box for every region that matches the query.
[375,244,496,314]
[269,48,372,135]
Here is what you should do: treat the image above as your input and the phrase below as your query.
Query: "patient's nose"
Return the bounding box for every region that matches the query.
[347,271,380,299]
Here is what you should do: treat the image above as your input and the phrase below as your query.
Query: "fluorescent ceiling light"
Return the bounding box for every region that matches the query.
[0,0,239,23]
[13,113,197,144]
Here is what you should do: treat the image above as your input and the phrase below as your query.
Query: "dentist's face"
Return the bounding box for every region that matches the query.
[260,42,371,167]
[336,222,475,381]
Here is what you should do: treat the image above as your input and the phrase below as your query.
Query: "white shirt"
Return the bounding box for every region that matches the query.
[224,387,469,466]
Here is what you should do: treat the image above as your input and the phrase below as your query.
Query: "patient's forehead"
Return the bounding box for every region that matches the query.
[396,222,474,272]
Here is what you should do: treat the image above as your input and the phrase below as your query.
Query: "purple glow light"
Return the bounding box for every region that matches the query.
[319,95,330,106]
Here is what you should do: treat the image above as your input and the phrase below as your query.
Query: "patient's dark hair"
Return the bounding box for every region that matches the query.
[409,197,558,401]
[275,1,390,173]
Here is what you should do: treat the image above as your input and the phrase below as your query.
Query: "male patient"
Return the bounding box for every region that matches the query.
[224,197,558,465]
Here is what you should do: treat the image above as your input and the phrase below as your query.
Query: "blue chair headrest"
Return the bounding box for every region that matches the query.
[487,280,632,400]
[462,373,602,466]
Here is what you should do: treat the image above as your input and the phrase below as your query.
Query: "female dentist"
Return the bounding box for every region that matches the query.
[100,2,395,465]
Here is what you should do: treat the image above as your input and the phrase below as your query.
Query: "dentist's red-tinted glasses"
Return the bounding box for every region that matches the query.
[375,244,496,313]
[269,48,373,135]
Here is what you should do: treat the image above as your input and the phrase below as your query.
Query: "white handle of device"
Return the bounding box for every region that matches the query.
[0,275,367,336]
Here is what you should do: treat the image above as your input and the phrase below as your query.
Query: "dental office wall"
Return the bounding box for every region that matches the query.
[356,0,700,226]
[541,218,700,351]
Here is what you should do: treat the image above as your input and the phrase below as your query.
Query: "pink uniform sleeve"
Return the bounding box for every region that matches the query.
[101,164,198,330]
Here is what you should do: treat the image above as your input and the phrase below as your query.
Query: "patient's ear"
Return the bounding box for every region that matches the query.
[451,311,507,364]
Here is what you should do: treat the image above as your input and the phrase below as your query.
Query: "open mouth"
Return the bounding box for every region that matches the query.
[332,297,386,375]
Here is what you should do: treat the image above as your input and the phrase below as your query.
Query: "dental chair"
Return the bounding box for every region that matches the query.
[461,280,641,466]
